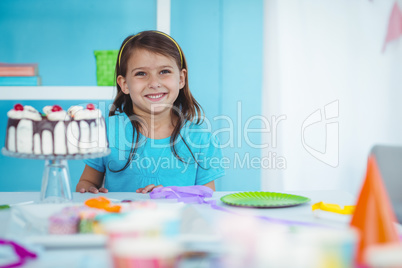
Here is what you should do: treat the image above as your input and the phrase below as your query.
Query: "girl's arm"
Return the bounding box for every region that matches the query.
[203,181,215,191]
[76,165,108,194]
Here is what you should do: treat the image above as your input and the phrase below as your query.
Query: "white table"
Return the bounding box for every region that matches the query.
[0,190,357,268]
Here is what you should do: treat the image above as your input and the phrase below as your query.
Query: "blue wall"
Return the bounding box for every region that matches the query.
[171,0,263,191]
[0,0,263,191]
[0,0,156,85]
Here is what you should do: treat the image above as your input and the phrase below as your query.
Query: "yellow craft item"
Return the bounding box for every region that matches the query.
[312,201,355,215]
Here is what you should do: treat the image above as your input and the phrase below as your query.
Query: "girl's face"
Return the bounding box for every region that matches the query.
[117,48,186,118]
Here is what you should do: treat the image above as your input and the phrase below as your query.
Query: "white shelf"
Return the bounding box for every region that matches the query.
[0,86,116,100]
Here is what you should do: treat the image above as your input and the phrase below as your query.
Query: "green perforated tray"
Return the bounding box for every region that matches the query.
[220,191,311,208]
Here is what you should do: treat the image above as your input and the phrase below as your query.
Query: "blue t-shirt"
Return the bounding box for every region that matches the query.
[84,112,225,192]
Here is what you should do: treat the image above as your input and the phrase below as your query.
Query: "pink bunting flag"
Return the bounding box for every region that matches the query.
[383,2,402,52]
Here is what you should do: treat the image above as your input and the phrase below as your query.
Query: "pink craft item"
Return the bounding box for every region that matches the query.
[0,239,37,268]
[383,2,402,52]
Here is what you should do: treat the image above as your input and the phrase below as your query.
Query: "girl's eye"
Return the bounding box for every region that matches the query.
[160,69,171,74]
[135,72,146,76]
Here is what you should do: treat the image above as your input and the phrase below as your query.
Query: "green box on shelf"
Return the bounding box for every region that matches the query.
[94,50,118,86]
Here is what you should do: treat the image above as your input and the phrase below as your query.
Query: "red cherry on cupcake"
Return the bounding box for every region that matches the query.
[14,104,24,111]
[51,105,62,112]
[87,103,95,110]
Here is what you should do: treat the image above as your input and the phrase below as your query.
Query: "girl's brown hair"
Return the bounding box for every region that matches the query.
[109,31,204,172]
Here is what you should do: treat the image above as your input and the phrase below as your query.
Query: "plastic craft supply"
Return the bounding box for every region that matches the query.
[0,204,10,210]
[48,206,88,235]
[84,196,121,213]
[0,239,37,268]
[49,214,80,235]
[312,202,355,215]
[220,192,311,208]
[0,201,34,210]
[79,210,98,234]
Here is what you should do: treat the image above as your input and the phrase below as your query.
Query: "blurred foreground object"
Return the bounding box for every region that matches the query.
[350,155,401,265]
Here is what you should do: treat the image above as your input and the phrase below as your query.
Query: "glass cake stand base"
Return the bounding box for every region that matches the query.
[2,148,110,203]
[40,159,72,203]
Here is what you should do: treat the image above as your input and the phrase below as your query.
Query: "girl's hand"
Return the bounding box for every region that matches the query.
[136,184,163,194]
[78,186,108,194]
[76,165,106,194]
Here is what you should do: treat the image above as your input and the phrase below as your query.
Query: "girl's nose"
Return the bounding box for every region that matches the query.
[148,76,161,89]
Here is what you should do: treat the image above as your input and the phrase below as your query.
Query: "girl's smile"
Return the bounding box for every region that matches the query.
[145,93,167,102]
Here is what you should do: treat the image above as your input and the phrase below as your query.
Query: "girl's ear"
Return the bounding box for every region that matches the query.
[117,75,129,94]
[179,69,187,89]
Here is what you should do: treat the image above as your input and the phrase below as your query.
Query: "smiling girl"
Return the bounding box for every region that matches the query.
[76,31,225,194]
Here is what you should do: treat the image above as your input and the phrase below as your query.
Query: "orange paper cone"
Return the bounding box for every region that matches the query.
[350,155,400,265]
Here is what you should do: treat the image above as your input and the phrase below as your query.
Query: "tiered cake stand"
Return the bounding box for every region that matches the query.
[1,148,110,203]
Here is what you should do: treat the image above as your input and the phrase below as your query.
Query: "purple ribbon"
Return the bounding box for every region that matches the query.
[0,239,37,268]
[150,186,327,228]
[150,185,215,204]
